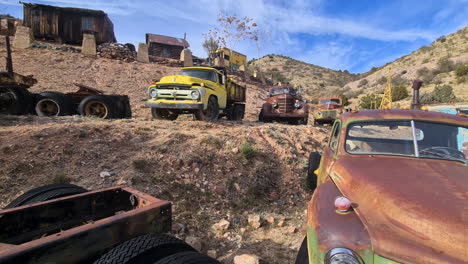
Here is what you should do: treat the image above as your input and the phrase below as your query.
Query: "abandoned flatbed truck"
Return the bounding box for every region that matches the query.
[0,184,220,264]
[146,67,246,121]
[296,109,468,264]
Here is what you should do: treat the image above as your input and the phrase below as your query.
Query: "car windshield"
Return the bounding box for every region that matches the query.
[346,120,468,164]
[270,88,296,96]
[180,69,216,82]
[320,99,341,105]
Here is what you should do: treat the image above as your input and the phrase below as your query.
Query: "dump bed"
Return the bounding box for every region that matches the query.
[0,186,171,264]
[226,78,246,103]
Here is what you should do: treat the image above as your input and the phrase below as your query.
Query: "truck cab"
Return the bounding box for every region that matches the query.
[146,67,246,121]
[313,96,345,125]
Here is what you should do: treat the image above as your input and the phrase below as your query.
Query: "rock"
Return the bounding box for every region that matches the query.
[231,147,239,154]
[116,178,127,185]
[233,254,261,264]
[248,215,261,229]
[172,223,186,234]
[98,42,137,62]
[212,219,230,231]
[266,216,275,224]
[286,226,297,233]
[100,171,113,178]
[207,250,217,259]
[185,236,202,251]
[13,26,33,49]
[277,219,285,227]
[82,33,96,56]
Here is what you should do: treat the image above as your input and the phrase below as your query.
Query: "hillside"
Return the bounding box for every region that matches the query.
[344,27,468,105]
[0,37,331,263]
[250,54,359,100]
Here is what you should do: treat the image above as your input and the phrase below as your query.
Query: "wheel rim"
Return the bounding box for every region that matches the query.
[36,99,60,116]
[84,101,108,118]
[0,90,16,112]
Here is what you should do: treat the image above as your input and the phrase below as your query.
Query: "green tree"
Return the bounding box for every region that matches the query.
[359,93,382,109]
[455,64,468,77]
[433,85,457,103]
[392,85,409,101]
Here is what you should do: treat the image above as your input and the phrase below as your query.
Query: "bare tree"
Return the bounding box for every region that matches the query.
[202,36,219,56]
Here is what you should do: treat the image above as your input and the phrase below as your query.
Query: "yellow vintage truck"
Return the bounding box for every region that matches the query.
[145,67,246,121]
[209,48,247,70]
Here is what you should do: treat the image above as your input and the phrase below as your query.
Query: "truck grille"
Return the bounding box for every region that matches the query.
[278,96,294,113]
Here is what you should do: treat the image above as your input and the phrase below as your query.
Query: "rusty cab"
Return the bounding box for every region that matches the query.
[0,184,220,264]
[296,109,467,264]
[312,96,345,125]
[258,85,309,125]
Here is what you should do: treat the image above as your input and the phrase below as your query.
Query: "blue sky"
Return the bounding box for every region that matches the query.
[1,0,467,73]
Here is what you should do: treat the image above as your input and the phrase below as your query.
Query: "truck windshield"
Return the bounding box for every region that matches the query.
[320,99,341,105]
[180,69,216,82]
[346,120,467,164]
[270,88,296,96]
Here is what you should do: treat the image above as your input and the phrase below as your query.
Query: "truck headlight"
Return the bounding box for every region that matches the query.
[272,101,278,108]
[294,100,301,108]
[191,90,200,99]
[149,89,158,98]
[326,248,362,264]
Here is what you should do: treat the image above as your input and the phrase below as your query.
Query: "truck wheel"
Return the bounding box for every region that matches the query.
[94,234,196,264]
[152,108,178,120]
[234,104,244,121]
[295,237,308,264]
[307,152,321,192]
[123,100,132,118]
[35,92,70,116]
[194,96,219,121]
[0,87,32,115]
[154,251,220,264]
[4,184,87,209]
[78,95,117,119]
[299,117,308,125]
[259,110,270,122]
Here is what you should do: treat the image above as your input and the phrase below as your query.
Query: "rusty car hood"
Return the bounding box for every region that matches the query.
[332,155,468,263]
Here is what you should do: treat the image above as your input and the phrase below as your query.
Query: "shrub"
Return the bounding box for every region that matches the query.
[377,76,387,85]
[239,142,257,160]
[359,93,382,109]
[456,76,466,84]
[271,67,279,72]
[422,58,430,63]
[52,172,71,184]
[434,57,455,74]
[433,85,457,103]
[455,64,468,77]
[400,70,407,75]
[358,79,368,87]
[132,159,149,172]
[391,75,407,86]
[416,67,435,83]
[437,36,446,42]
[392,85,409,101]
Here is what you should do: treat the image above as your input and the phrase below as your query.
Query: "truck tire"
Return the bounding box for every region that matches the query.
[4,184,87,209]
[94,234,196,264]
[0,87,32,115]
[35,92,71,116]
[258,110,271,123]
[123,99,132,118]
[154,251,220,264]
[295,237,308,264]
[307,152,321,192]
[194,96,219,121]
[152,108,178,120]
[78,95,118,119]
[299,117,308,125]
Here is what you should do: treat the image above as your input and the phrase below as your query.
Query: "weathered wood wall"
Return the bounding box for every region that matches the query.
[148,43,183,60]
[23,4,116,45]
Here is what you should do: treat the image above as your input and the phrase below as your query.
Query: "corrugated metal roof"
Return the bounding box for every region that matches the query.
[146,33,189,48]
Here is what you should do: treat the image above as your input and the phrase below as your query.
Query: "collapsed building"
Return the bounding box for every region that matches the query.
[21,2,116,45]
[145,33,189,60]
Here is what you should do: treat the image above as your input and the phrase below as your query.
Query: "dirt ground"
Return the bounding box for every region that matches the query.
[0,39,331,263]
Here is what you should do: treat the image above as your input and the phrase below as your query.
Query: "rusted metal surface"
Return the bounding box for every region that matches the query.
[260,86,309,121]
[411,80,423,110]
[340,109,468,127]
[146,33,189,60]
[22,2,116,45]
[0,186,171,264]
[307,109,468,264]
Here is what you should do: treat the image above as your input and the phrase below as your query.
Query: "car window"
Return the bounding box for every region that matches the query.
[330,122,341,152]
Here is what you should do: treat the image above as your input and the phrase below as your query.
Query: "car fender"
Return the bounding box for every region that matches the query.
[307,178,373,264]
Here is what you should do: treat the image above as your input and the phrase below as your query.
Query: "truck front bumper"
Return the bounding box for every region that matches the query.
[145,102,203,110]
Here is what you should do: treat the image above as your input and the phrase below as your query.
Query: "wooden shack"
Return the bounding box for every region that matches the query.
[146,33,189,60]
[22,2,116,45]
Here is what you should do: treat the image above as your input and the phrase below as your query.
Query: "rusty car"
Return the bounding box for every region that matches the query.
[296,109,468,264]
[312,96,346,125]
[0,184,220,264]
[258,86,309,125]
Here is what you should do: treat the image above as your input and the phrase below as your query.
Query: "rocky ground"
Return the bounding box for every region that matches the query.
[0,39,331,263]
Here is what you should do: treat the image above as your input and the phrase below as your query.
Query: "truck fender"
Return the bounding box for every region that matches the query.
[261,103,273,114]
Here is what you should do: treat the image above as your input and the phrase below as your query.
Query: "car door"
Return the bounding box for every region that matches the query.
[318,121,341,184]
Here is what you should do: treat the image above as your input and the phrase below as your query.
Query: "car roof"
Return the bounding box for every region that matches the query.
[340,109,468,126]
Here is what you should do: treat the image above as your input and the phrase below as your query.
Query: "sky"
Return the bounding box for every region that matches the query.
[0,0,467,73]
